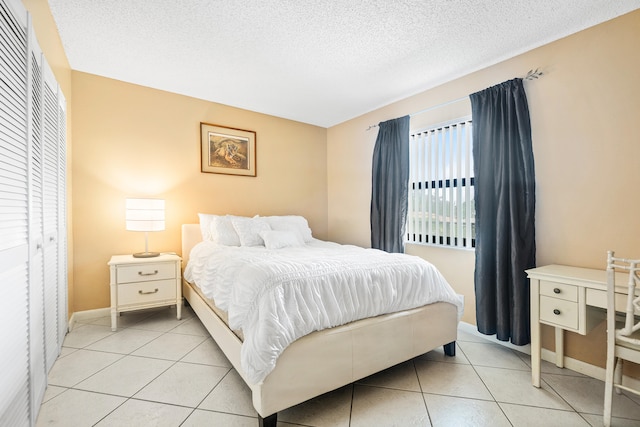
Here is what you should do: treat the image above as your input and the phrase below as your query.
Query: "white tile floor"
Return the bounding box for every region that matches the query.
[37,306,640,427]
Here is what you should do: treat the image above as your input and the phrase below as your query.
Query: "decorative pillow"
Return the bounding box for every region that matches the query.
[210,215,241,246]
[198,213,217,241]
[259,230,304,250]
[264,215,313,243]
[232,217,271,247]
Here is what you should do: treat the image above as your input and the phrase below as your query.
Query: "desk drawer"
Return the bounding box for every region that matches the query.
[586,287,636,311]
[117,279,176,306]
[117,263,175,284]
[540,281,578,302]
[540,295,578,330]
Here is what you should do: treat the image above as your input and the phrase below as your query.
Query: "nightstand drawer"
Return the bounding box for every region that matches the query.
[540,295,578,329]
[117,279,176,306]
[117,263,175,284]
[540,281,578,302]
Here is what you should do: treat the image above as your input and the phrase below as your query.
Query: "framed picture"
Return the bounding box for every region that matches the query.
[200,122,256,176]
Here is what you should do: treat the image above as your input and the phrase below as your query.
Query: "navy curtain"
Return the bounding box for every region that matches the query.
[470,79,536,345]
[370,115,410,253]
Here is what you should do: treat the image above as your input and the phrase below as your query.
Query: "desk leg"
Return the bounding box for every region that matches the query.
[531,320,541,387]
[555,327,564,368]
[531,279,541,387]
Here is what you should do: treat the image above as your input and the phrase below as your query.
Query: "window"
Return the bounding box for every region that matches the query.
[406,118,475,248]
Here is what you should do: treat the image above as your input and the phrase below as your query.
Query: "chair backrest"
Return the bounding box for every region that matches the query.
[607,251,640,344]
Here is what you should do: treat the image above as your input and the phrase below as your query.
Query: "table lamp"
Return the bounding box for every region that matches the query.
[125,198,165,257]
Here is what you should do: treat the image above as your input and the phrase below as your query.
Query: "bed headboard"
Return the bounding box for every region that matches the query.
[181,224,203,266]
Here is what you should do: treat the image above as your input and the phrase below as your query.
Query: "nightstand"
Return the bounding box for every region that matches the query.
[108,253,182,331]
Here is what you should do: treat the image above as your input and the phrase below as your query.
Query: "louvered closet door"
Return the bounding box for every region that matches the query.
[56,93,67,346]
[42,60,61,371]
[0,0,31,425]
[27,28,48,414]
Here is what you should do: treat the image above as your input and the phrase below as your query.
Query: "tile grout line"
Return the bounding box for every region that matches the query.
[457,341,516,426]
[67,322,185,426]
[45,312,640,426]
[47,308,201,425]
[413,359,434,426]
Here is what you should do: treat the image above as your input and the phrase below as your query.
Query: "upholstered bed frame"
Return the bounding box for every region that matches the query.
[181,224,459,427]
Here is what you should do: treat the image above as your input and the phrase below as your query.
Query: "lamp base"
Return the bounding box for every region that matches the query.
[132,251,160,258]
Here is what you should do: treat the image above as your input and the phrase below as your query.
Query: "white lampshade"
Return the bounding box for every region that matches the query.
[126,198,165,232]
[126,198,165,258]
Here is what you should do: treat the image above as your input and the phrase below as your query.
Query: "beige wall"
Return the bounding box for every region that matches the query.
[71,72,327,311]
[22,0,75,314]
[327,10,640,369]
[24,0,640,372]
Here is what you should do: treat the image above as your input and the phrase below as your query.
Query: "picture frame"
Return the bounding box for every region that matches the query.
[200,122,256,176]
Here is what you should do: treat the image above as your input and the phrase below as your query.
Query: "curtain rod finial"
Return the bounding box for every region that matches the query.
[525,68,543,80]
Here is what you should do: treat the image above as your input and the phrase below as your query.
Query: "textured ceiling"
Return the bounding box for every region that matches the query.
[49,0,639,127]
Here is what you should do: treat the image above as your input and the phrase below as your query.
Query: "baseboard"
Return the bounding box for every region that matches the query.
[458,321,531,355]
[540,349,640,390]
[459,321,640,389]
[540,347,600,378]
[69,307,111,331]
[68,312,76,331]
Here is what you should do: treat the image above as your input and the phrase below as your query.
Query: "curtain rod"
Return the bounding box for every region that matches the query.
[365,68,543,131]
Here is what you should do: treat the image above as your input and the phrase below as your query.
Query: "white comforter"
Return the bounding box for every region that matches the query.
[184,240,464,384]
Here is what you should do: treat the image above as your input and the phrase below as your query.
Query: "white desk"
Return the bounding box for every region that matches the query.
[527,264,631,387]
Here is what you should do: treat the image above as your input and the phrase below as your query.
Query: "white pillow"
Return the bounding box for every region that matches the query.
[264,215,313,243]
[232,217,271,247]
[259,230,304,250]
[198,213,217,241]
[210,215,241,246]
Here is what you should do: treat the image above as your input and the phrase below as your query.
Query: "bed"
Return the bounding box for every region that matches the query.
[181,215,463,427]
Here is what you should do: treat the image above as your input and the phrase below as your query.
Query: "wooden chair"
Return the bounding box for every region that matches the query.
[604,251,640,426]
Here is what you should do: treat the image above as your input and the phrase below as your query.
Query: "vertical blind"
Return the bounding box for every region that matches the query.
[407,119,475,249]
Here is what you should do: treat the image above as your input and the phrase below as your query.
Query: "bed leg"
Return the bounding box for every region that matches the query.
[258,413,277,427]
[443,341,456,356]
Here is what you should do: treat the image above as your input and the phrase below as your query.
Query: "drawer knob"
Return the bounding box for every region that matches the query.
[553,288,561,294]
[139,288,159,295]
[553,309,561,315]
[138,270,159,276]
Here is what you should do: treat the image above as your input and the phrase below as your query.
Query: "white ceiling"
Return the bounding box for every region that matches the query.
[49,0,639,128]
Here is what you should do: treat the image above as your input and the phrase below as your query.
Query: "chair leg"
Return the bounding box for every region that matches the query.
[604,355,616,427]
[614,358,623,395]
